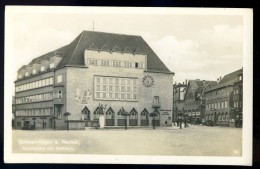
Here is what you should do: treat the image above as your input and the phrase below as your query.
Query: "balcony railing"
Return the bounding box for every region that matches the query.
[152,102,161,108]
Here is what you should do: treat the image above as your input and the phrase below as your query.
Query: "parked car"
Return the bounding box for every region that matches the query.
[22,124,35,130]
[203,120,214,127]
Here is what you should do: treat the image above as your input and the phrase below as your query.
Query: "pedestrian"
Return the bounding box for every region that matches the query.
[179,116,182,129]
[184,117,188,128]
[177,117,179,127]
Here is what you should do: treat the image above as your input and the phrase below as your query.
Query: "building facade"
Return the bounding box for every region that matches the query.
[204,69,243,127]
[183,80,216,124]
[172,82,187,122]
[14,31,174,130]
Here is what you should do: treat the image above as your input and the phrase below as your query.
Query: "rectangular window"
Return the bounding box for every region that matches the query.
[32,69,37,74]
[94,76,138,101]
[42,79,46,86]
[225,101,228,107]
[25,72,29,77]
[46,78,50,85]
[41,66,45,72]
[57,75,62,83]
[50,77,53,85]
[35,81,39,88]
[50,63,55,69]
[38,80,42,87]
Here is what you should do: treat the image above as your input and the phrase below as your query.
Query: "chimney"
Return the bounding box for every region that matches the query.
[185,79,187,84]
[183,82,185,84]
[219,76,222,82]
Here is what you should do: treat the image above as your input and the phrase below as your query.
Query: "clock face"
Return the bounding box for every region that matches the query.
[142,75,154,87]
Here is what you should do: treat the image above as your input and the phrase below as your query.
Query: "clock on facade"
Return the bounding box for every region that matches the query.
[142,75,154,87]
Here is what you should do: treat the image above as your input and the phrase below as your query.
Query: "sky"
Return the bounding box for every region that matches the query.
[6,7,244,93]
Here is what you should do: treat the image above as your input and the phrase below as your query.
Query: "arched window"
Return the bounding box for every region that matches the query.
[117,108,125,116]
[106,107,115,119]
[141,108,149,120]
[225,112,229,121]
[218,113,221,121]
[93,107,100,120]
[82,106,90,120]
[222,113,225,121]
[130,108,138,119]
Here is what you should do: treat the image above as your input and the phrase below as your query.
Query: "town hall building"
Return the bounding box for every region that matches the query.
[14,31,174,130]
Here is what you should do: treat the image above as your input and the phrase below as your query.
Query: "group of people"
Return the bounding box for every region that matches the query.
[173,116,188,129]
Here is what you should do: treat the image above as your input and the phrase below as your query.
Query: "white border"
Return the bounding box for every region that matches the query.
[4,6,253,165]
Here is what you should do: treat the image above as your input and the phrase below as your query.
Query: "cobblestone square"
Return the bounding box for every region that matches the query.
[12,125,242,156]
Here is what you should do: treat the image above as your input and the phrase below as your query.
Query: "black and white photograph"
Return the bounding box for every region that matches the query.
[4,6,252,165]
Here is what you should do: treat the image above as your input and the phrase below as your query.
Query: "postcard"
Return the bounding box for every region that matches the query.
[4,6,253,165]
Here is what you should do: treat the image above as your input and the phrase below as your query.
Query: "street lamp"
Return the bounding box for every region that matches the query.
[121,108,130,130]
[63,112,71,131]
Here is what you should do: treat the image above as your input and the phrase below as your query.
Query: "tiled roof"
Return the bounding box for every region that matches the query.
[28,45,68,65]
[219,69,243,84]
[26,31,172,73]
[205,68,243,92]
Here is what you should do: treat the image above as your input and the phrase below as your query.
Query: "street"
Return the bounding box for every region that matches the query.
[12,125,242,156]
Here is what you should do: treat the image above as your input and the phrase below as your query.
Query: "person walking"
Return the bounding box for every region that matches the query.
[179,116,182,129]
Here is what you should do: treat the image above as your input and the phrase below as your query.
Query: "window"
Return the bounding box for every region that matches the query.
[25,72,29,77]
[153,96,160,105]
[53,91,62,99]
[46,78,50,85]
[239,75,242,81]
[222,113,225,121]
[50,77,53,85]
[32,69,36,74]
[225,113,229,121]
[58,91,62,98]
[18,74,22,79]
[139,63,145,69]
[225,101,228,107]
[218,113,221,121]
[135,62,138,68]
[57,75,62,83]
[42,79,46,86]
[94,76,138,101]
[41,66,45,72]
[50,63,55,69]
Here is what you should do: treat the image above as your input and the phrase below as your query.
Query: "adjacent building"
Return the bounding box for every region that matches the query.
[183,80,217,124]
[172,82,187,122]
[14,31,174,130]
[204,68,243,127]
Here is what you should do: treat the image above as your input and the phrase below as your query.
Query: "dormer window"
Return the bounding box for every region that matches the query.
[50,63,55,69]
[25,72,29,77]
[41,66,45,72]
[32,69,36,74]
[18,74,22,79]
[239,75,242,81]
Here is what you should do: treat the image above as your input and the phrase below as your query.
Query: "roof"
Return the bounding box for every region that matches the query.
[185,80,217,100]
[25,31,172,74]
[219,69,243,84]
[205,68,243,92]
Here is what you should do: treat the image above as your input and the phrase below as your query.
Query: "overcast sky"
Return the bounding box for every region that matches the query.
[6,7,244,93]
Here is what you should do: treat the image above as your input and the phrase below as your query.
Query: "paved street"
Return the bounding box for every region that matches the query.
[12,125,242,156]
